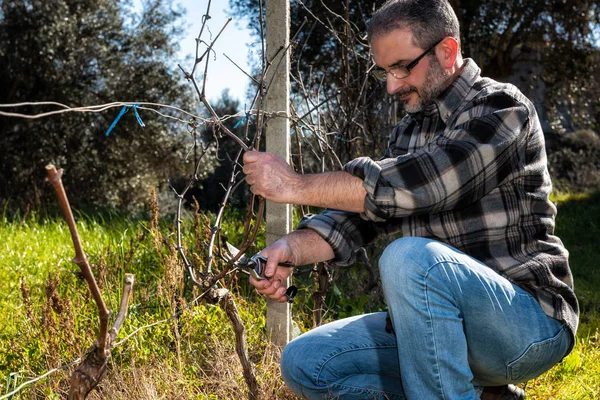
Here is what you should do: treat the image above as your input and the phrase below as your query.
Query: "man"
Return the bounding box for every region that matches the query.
[242,0,578,398]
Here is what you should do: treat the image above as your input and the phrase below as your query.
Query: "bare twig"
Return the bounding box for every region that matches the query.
[201,18,233,97]
[191,0,213,77]
[171,133,214,287]
[224,53,262,86]
[179,61,252,151]
[68,275,135,400]
[206,163,242,274]
[312,262,331,327]
[109,274,136,341]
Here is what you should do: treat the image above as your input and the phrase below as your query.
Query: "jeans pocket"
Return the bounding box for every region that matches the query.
[507,325,569,382]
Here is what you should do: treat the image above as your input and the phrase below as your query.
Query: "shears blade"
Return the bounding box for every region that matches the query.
[225,241,251,266]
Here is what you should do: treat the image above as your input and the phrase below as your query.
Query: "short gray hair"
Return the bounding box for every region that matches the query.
[367,0,460,51]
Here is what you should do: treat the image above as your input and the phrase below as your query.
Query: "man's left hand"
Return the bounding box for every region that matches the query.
[243,151,301,203]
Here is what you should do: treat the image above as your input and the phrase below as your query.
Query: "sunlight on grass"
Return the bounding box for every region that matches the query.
[0,190,598,399]
[523,189,600,399]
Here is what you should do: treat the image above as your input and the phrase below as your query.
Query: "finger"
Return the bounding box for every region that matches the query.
[252,271,288,293]
[277,293,289,303]
[259,285,288,301]
[243,150,259,164]
[249,275,271,290]
[249,185,259,196]
[256,282,286,298]
[249,273,283,292]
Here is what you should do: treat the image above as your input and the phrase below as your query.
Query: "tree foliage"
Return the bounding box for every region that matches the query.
[451,0,600,133]
[0,0,205,210]
[230,0,600,136]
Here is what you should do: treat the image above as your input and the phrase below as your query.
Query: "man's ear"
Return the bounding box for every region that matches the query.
[436,37,459,69]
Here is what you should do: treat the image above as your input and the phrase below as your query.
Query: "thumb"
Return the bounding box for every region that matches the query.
[264,256,279,278]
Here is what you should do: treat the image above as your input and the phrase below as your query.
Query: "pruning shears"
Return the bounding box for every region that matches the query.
[225,242,298,303]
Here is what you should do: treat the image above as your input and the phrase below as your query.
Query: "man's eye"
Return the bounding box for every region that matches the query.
[390,63,407,70]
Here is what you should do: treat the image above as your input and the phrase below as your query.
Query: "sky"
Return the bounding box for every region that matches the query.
[176,1,254,103]
[135,0,255,103]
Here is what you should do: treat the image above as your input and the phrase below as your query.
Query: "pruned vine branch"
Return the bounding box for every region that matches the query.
[46,165,111,357]
[45,164,136,399]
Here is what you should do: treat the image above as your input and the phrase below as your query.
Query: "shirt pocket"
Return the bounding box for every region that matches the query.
[506,325,570,382]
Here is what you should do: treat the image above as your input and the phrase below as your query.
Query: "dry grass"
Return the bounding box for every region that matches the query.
[1,190,598,399]
[83,339,297,400]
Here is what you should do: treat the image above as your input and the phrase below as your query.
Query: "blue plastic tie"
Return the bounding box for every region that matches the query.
[234,112,252,129]
[105,104,145,136]
[132,104,145,128]
[234,117,246,129]
[105,106,128,136]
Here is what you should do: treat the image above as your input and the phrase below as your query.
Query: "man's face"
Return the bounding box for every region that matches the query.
[372,28,450,113]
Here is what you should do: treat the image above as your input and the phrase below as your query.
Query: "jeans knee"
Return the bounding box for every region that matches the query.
[379,237,437,281]
[280,340,301,385]
[281,337,317,394]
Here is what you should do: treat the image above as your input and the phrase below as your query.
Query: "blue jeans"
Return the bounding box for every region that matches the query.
[281,237,572,399]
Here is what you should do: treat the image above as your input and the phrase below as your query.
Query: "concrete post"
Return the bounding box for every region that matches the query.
[265,0,292,346]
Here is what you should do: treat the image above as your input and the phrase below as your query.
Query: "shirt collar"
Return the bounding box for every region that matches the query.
[434,58,480,124]
[407,58,481,125]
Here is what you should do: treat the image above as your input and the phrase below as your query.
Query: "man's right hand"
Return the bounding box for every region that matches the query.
[249,229,335,302]
[250,237,297,303]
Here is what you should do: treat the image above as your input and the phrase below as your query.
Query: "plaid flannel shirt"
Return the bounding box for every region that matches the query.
[298,59,579,342]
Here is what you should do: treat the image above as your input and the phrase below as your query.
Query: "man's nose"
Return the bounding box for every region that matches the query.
[386,75,406,95]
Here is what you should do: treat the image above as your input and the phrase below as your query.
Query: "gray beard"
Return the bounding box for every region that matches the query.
[403,57,450,114]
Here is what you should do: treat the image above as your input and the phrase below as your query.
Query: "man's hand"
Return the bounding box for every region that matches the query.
[250,237,297,303]
[243,150,367,212]
[243,151,301,203]
[250,230,336,302]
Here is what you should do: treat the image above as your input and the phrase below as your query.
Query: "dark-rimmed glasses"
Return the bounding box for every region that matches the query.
[372,38,444,81]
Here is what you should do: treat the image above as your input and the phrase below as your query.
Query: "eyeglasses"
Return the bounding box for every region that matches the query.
[372,38,444,81]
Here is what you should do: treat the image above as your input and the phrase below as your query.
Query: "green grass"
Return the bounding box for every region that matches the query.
[0,207,295,399]
[0,191,598,399]
[523,190,600,399]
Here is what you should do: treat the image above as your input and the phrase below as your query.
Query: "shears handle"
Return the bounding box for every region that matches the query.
[284,286,298,303]
[249,255,294,280]
[250,255,297,303]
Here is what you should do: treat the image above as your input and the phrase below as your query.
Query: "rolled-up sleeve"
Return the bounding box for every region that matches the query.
[297,210,403,266]
[344,156,402,221]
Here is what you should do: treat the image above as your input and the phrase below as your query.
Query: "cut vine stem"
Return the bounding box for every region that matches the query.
[46,164,135,399]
